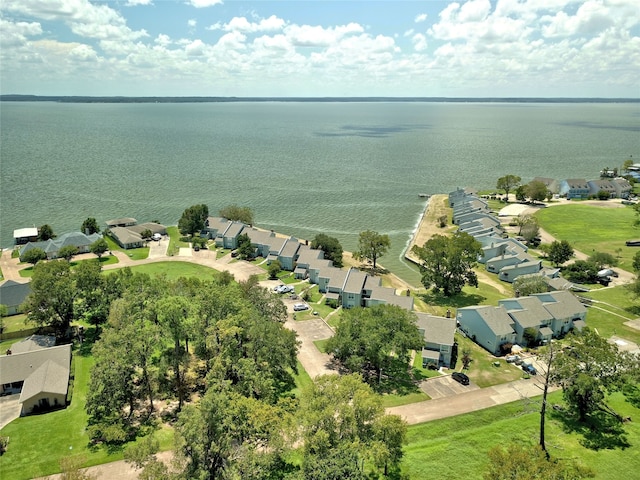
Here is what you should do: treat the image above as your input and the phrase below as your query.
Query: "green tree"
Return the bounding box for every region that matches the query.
[623,158,634,172]
[81,217,100,234]
[268,260,281,279]
[412,232,482,296]
[353,230,390,271]
[588,251,618,269]
[89,237,108,258]
[219,204,254,225]
[22,260,75,337]
[525,179,550,202]
[496,174,521,202]
[20,247,47,265]
[310,234,344,268]
[326,305,423,384]
[140,229,153,241]
[484,443,594,480]
[236,232,254,260]
[564,260,599,284]
[178,203,209,236]
[633,251,640,273]
[515,185,527,202]
[298,374,407,478]
[58,245,79,262]
[551,328,637,423]
[38,224,55,241]
[512,275,548,296]
[547,240,574,267]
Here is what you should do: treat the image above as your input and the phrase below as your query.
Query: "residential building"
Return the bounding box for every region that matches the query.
[457,305,516,355]
[0,280,31,316]
[559,179,590,199]
[415,313,456,367]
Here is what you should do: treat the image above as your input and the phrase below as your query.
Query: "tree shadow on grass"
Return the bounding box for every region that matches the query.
[550,408,631,451]
[418,290,487,309]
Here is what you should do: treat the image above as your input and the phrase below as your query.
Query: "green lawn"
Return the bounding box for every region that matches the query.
[455,334,524,388]
[107,261,220,280]
[581,286,640,345]
[0,349,173,480]
[402,390,640,480]
[535,204,638,271]
[416,277,508,317]
[104,235,149,260]
[166,226,190,256]
[1,313,29,334]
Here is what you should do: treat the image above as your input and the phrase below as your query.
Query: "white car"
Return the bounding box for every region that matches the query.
[277,285,294,294]
[152,233,162,241]
[293,303,309,311]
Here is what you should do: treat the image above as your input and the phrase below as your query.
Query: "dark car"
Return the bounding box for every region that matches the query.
[523,364,537,375]
[451,372,470,385]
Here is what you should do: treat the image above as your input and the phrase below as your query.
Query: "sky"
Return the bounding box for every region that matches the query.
[1,0,639,97]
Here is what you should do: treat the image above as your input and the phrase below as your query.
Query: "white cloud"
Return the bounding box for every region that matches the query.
[0,18,42,47]
[126,0,153,6]
[185,39,206,56]
[189,0,223,8]
[188,19,197,28]
[218,15,286,33]
[69,43,98,61]
[415,13,428,23]
[285,22,364,47]
[412,33,428,52]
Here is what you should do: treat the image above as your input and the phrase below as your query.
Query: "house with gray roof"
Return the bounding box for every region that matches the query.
[530,290,587,335]
[486,252,530,274]
[588,179,618,198]
[453,211,499,227]
[499,296,555,345]
[0,342,71,415]
[415,313,456,367]
[457,305,516,355]
[341,269,369,309]
[105,218,137,228]
[533,177,559,194]
[107,226,144,249]
[243,227,273,257]
[10,335,57,354]
[221,222,245,249]
[20,232,103,259]
[127,222,167,237]
[309,259,333,286]
[278,238,302,271]
[366,286,414,311]
[0,280,31,316]
[498,259,542,283]
[560,179,590,199]
[611,177,632,199]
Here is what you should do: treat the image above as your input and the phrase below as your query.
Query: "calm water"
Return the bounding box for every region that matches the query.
[1,102,639,283]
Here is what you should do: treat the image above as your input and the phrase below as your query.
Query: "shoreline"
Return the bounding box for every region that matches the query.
[404,193,450,266]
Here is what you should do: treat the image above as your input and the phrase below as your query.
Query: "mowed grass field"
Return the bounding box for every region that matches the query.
[535,203,638,271]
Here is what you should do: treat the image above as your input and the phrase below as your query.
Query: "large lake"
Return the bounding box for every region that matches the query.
[1,101,638,283]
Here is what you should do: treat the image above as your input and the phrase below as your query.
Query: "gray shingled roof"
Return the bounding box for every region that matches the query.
[499,296,554,329]
[10,335,56,354]
[19,360,70,402]
[531,290,587,319]
[415,313,456,346]
[343,269,367,294]
[460,305,514,336]
[0,344,71,387]
[0,280,31,308]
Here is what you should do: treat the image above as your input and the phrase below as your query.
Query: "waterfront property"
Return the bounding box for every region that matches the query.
[107,221,167,249]
[19,231,103,259]
[13,227,38,245]
[0,336,71,415]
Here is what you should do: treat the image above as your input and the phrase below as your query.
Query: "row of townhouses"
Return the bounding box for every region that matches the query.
[205,216,459,368]
[449,188,587,354]
[449,188,545,283]
[534,176,633,200]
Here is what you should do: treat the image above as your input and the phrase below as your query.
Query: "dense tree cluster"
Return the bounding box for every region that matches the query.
[178,204,209,236]
[310,234,344,268]
[219,204,254,225]
[412,232,482,296]
[326,305,423,384]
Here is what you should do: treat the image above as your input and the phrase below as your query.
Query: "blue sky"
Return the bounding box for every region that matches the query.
[1,0,639,97]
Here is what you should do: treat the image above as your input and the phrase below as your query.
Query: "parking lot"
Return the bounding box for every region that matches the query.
[420,374,481,399]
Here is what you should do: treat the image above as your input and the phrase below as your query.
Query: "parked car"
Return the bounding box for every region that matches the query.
[451,372,470,385]
[277,285,294,294]
[152,233,162,241]
[523,364,537,375]
[293,303,309,311]
[505,354,521,363]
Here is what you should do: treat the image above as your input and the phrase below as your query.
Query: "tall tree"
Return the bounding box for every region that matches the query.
[298,374,407,478]
[496,174,521,202]
[22,260,75,337]
[326,305,423,384]
[89,238,108,258]
[311,234,344,268]
[219,204,254,225]
[353,230,390,271]
[236,232,254,259]
[551,328,637,423]
[81,217,100,234]
[412,232,482,296]
[525,179,549,202]
[548,240,574,267]
[512,275,548,296]
[38,224,55,241]
[178,203,209,237]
